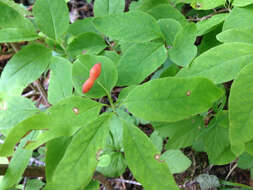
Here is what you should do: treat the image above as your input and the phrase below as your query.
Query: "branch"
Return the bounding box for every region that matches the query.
[34,79,51,106]
[93,171,114,190]
[187,8,229,22]
[0,164,114,190]
[0,164,45,178]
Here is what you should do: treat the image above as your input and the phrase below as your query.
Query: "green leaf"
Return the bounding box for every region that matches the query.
[67,32,106,57]
[0,27,38,43]
[168,23,197,67]
[0,132,37,190]
[0,43,52,96]
[97,154,111,167]
[0,96,102,156]
[238,152,253,169]
[48,57,73,105]
[96,151,126,177]
[117,42,167,86]
[229,63,253,153]
[0,1,37,42]
[158,18,182,46]
[26,179,45,190]
[0,96,38,136]
[123,121,179,190]
[198,24,222,54]
[196,13,227,36]
[72,55,118,98]
[153,116,204,149]
[84,180,99,190]
[200,111,234,165]
[223,5,253,31]
[233,0,253,7]
[209,146,236,166]
[67,18,97,37]
[33,0,69,40]
[147,4,187,25]
[150,131,163,152]
[125,77,223,122]
[26,96,102,150]
[191,0,226,10]
[93,11,164,43]
[161,150,192,174]
[101,51,121,65]
[177,43,253,84]
[44,114,112,190]
[45,137,72,183]
[217,27,253,44]
[94,0,125,16]
[0,1,34,29]
[0,0,31,17]
[137,0,168,11]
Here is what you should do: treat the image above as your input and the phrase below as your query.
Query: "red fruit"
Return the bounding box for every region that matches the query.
[89,63,101,80]
[82,78,95,93]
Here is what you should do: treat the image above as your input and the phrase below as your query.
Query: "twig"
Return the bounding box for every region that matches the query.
[0,164,45,178]
[22,90,39,98]
[22,177,27,190]
[113,178,141,186]
[29,157,45,167]
[93,171,114,190]
[187,8,229,22]
[225,163,238,180]
[34,79,51,106]
[9,43,20,53]
[120,176,127,190]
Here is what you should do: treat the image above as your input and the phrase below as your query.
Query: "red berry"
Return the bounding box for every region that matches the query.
[89,63,101,80]
[82,78,95,93]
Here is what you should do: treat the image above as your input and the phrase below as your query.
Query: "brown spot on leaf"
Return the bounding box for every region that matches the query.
[25,140,36,147]
[0,101,7,111]
[96,149,103,161]
[187,90,191,96]
[195,3,202,8]
[154,154,164,162]
[72,107,79,115]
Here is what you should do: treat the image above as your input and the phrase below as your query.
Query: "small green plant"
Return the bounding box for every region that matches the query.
[1,0,253,189]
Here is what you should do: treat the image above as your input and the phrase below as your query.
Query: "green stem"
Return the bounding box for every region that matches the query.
[97,81,116,111]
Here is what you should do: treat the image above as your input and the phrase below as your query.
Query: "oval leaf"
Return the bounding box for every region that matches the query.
[125,77,223,122]
[229,63,253,150]
[94,0,125,16]
[48,57,73,105]
[93,11,163,43]
[67,32,106,57]
[177,43,253,84]
[117,42,167,86]
[233,0,253,7]
[123,121,179,190]
[0,43,52,96]
[168,23,197,67]
[33,0,69,40]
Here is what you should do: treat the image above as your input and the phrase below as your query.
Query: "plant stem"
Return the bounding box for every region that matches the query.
[97,81,116,111]
[9,43,20,53]
[34,79,51,106]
